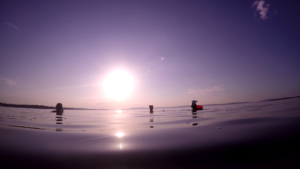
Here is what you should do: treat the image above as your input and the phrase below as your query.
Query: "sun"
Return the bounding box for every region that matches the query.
[103,70,134,100]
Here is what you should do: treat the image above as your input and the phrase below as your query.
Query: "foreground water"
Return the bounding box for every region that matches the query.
[1,98,300,169]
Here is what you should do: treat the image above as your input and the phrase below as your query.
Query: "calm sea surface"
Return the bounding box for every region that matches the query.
[1,98,300,168]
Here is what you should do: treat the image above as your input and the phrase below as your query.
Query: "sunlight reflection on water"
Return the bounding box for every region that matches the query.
[0,98,300,154]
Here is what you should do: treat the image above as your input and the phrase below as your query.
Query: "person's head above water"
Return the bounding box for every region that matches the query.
[56,103,63,113]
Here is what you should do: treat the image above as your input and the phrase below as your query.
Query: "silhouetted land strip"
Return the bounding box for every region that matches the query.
[261,95,300,102]
[0,102,105,110]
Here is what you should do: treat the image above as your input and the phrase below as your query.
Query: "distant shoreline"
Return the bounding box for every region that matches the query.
[260,96,300,102]
[1,95,299,110]
[0,103,106,111]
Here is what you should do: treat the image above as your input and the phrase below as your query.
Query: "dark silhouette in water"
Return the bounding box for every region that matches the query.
[56,110,63,126]
[55,108,63,131]
[192,109,198,113]
[56,111,63,116]
[191,100,197,110]
[51,103,63,112]
[56,103,63,113]
[192,112,197,118]
[150,116,154,122]
[149,105,153,113]
[191,100,203,111]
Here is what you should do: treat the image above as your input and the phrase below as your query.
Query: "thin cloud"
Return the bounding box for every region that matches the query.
[187,86,225,95]
[0,78,16,85]
[252,0,270,20]
[4,22,20,31]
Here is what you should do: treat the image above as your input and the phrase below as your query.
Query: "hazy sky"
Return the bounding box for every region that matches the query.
[1,0,299,109]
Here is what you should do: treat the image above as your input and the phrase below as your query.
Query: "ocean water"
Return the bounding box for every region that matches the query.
[1,98,300,169]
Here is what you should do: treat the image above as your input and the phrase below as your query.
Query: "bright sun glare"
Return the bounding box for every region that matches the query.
[103,70,134,100]
[116,132,124,138]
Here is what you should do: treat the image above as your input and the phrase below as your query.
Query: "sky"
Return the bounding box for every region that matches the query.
[0,0,300,109]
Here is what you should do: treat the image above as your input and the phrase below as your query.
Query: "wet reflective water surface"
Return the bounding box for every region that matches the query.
[1,98,300,169]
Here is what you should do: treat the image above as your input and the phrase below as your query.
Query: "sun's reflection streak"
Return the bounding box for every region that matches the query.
[116,131,125,150]
[113,109,127,150]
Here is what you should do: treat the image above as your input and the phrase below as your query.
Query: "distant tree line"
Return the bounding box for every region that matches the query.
[0,102,53,109]
[0,102,103,110]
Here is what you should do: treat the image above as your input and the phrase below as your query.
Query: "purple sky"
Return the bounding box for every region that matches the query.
[1,0,300,109]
